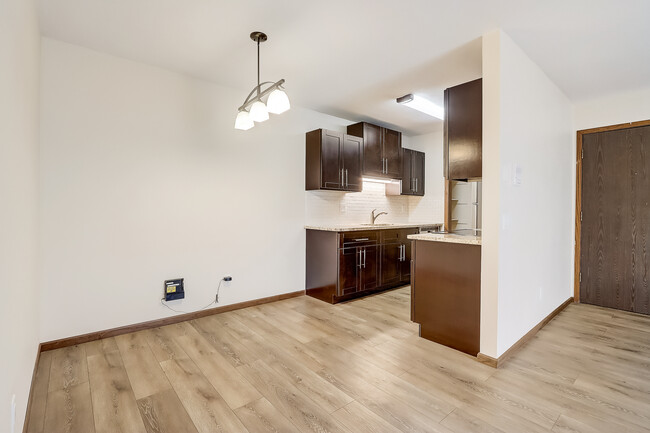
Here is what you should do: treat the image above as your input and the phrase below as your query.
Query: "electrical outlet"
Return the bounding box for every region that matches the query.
[11,394,16,433]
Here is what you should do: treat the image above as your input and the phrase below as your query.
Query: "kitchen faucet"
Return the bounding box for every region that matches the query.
[371,209,388,225]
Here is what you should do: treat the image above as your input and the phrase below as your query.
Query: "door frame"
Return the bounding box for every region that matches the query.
[574,119,650,302]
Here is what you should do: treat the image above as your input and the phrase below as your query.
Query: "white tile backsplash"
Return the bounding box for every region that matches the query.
[305,181,443,225]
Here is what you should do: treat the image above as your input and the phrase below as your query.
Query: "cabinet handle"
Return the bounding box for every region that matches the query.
[415,178,418,192]
[363,248,367,268]
[384,158,387,174]
[354,238,369,241]
[345,169,348,187]
[358,249,362,268]
[400,245,404,261]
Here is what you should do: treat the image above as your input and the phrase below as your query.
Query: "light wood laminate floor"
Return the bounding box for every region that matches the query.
[26,287,650,433]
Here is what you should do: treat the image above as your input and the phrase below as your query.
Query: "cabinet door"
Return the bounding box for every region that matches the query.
[412,150,425,196]
[383,128,402,179]
[380,243,402,286]
[342,134,362,192]
[359,245,379,291]
[321,130,343,189]
[400,241,413,283]
[359,123,383,177]
[338,247,359,296]
[445,78,482,180]
[401,149,414,195]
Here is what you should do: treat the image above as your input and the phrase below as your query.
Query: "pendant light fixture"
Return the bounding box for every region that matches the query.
[234,31,290,130]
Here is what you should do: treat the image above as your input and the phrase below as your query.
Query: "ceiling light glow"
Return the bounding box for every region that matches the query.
[396,94,444,120]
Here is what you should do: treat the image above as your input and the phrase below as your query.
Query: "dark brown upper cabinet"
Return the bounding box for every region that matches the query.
[401,148,425,196]
[306,129,362,192]
[444,78,482,181]
[347,122,402,179]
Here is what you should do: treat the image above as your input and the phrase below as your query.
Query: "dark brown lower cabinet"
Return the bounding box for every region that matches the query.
[411,240,481,356]
[306,228,417,304]
[380,240,414,286]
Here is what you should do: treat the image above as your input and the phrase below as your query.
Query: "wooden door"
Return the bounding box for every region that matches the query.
[401,149,414,195]
[445,78,482,180]
[383,128,402,178]
[342,134,362,192]
[380,243,401,286]
[320,130,343,189]
[580,125,650,314]
[338,247,359,296]
[412,150,425,196]
[359,245,379,291]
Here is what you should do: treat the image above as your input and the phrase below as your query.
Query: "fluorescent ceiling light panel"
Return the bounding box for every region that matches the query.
[397,94,444,120]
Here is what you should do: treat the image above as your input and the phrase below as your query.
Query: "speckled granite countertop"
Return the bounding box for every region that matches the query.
[407,232,482,245]
[305,223,442,232]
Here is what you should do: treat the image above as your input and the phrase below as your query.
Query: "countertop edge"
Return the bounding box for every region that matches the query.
[407,233,482,245]
[305,223,443,232]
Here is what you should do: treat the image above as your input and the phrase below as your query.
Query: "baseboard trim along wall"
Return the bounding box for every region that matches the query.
[477,297,574,368]
[40,290,305,352]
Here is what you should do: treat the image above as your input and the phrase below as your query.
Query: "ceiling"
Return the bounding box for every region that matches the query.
[38,0,650,135]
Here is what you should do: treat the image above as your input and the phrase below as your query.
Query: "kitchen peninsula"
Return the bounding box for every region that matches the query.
[409,232,482,356]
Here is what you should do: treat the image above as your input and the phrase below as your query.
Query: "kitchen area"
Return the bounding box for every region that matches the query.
[305,78,484,357]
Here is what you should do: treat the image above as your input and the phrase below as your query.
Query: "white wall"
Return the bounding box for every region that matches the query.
[0,0,41,431]
[39,38,355,342]
[574,85,650,130]
[305,129,445,226]
[481,30,574,357]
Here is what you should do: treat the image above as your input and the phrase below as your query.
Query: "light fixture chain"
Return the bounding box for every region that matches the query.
[257,38,260,95]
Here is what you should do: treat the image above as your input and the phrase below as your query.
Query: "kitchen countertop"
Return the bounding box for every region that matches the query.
[407,232,482,245]
[305,223,442,232]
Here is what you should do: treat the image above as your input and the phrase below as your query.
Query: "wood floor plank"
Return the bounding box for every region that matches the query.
[262,350,354,413]
[234,397,301,433]
[440,408,506,433]
[331,400,405,433]
[144,326,189,363]
[115,331,171,400]
[160,358,249,433]
[48,345,89,393]
[25,351,52,433]
[43,381,96,433]
[82,337,119,358]
[237,359,350,433]
[87,350,147,433]
[175,325,261,410]
[190,316,259,367]
[137,389,199,433]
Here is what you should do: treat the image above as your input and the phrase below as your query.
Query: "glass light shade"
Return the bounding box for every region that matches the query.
[267,89,291,114]
[234,110,254,130]
[249,100,269,122]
